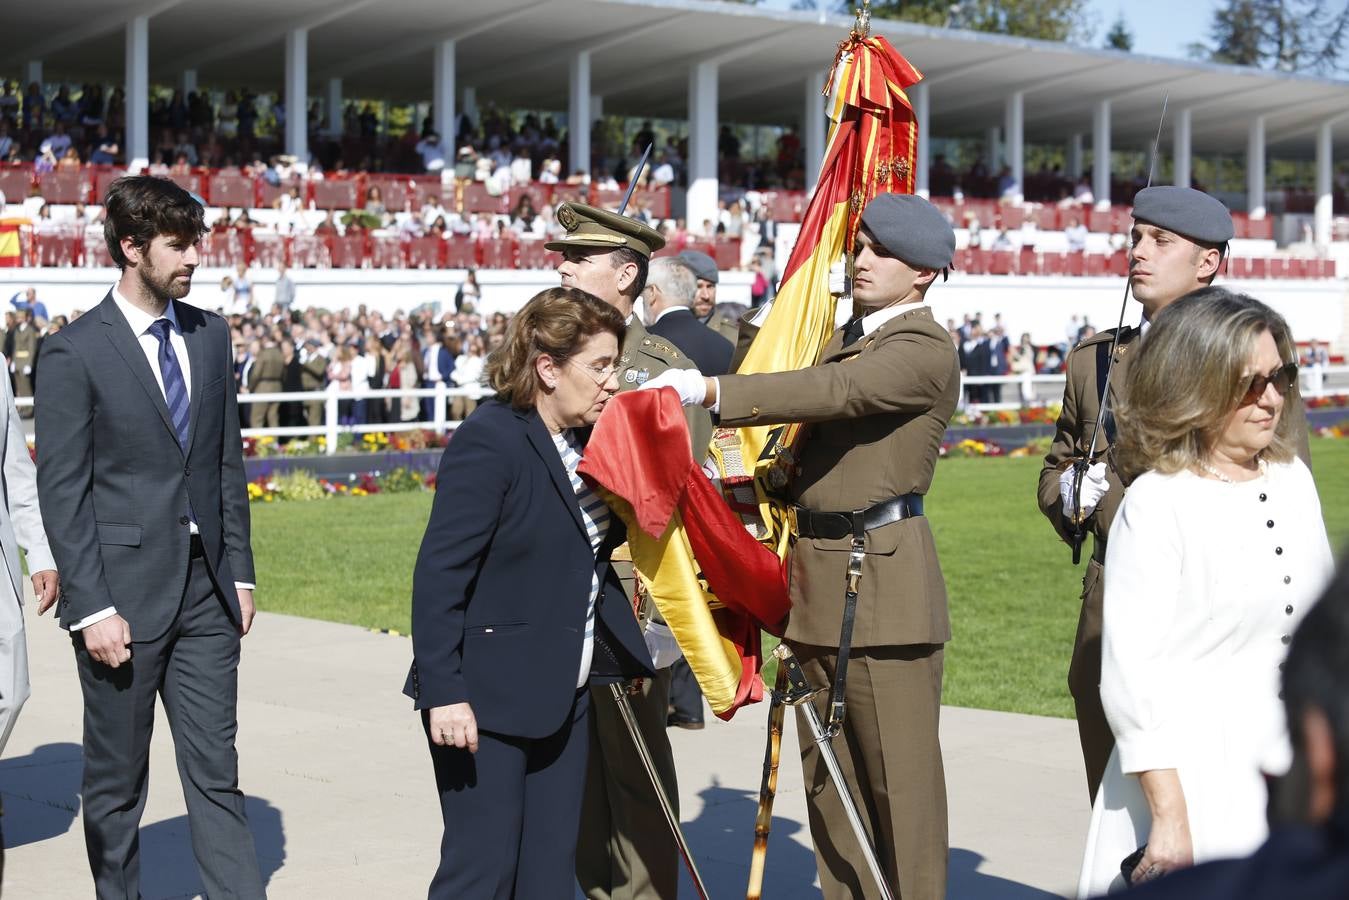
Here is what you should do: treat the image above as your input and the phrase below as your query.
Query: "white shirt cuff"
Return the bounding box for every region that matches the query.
[69,606,118,631]
[709,377,721,415]
[234,582,256,591]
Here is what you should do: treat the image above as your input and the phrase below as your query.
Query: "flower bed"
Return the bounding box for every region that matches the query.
[242,429,450,459]
[949,405,1060,428]
[248,466,436,503]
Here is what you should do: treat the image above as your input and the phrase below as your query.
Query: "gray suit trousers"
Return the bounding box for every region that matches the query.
[74,554,264,900]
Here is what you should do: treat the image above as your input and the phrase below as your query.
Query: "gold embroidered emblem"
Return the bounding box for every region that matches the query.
[875,160,890,184]
[556,205,578,231]
[894,157,911,182]
[849,191,864,213]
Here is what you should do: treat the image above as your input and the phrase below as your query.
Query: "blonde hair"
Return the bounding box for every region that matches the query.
[485,287,625,409]
[1114,287,1303,481]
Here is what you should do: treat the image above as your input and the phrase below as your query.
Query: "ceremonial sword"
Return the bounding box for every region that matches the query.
[1066,94,1169,564]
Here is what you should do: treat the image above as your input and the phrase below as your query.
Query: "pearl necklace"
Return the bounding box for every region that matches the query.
[1197,458,1266,483]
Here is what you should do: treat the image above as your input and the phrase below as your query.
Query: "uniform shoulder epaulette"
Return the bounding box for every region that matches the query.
[1067,327,1122,358]
[639,336,683,362]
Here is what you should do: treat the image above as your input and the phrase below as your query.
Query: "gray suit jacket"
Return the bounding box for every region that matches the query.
[35,293,253,640]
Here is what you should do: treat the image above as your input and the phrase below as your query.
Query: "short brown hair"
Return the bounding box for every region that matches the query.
[486,287,625,409]
[104,175,206,270]
[1114,287,1303,480]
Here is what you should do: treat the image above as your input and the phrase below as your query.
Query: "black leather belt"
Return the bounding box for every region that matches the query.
[792,494,925,540]
[1091,540,1106,565]
[189,533,206,559]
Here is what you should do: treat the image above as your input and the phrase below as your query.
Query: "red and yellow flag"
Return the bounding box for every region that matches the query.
[580,23,924,719]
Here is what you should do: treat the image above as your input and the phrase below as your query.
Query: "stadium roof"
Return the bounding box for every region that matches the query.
[9,0,1349,159]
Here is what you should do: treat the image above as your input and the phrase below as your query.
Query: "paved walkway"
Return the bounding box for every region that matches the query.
[3,606,1088,899]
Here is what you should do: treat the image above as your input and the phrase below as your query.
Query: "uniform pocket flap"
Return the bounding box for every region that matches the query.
[96,522,143,546]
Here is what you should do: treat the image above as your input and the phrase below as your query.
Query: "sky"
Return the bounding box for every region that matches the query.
[758,1,1222,62]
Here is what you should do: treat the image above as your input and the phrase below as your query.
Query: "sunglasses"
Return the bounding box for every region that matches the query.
[1238,362,1298,407]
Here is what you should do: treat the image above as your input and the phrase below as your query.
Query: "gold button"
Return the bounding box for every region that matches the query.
[751,406,760,416]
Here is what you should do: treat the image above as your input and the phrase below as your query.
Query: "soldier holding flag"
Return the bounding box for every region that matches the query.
[645,192,961,900]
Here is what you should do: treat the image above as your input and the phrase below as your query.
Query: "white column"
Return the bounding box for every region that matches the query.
[181,69,197,96]
[591,94,604,122]
[568,51,592,176]
[913,81,930,197]
[686,60,719,236]
[1314,120,1334,249]
[1173,107,1192,189]
[1092,99,1111,208]
[326,78,342,136]
[125,17,150,171]
[1067,133,1083,180]
[461,86,477,132]
[23,61,42,89]
[433,39,456,142]
[1247,115,1266,218]
[803,71,826,193]
[1004,91,1024,197]
[986,125,1001,170]
[284,28,308,161]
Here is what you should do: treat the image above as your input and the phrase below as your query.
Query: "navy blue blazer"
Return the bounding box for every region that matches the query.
[404,399,654,740]
[648,308,734,376]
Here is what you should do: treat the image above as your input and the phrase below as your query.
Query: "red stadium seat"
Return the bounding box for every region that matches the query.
[328,234,368,268]
[591,188,625,211]
[290,234,330,268]
[88,167,128,203]
[1033,206,1060,230]
[988,250,1013,275]
[629,187,670,219]
[0,167,34,204]
[1108,251,1128,276]
[711,238,739,271]
[1065,252,1085,277]
[1247,217,1273,240]
[1087,210,1113,234]
[369,234,405,268]
[165,171,205,199]
[550,184,589,207]
[516,240,559,270]
[407,236,444,269]
[479,237,517,269]
[444,235,477,268]
[35,230,79,267]
[208,173,255,210]
[1085,254,1108,277]
[366,176,409,212]
[83,232,113,267]
[248,231,287,268]
[313,177,360,211]
[38,170,87,204]
[460,182,503,215]
[1000,206,1027,230]
[1017,246,1037,275]
[507,184,552,216]
[1249,258,1267,279]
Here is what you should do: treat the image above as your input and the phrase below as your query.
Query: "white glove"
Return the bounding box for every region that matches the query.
[639,368,706,407]
[1059,462,1109,520]
[828,258,847,295]
[642,621,683,669]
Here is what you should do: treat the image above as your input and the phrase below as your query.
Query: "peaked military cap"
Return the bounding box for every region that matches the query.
[545,202,666,258]
[1132,186,1234,245]
[678,249,719,284]
[859,193,956,270]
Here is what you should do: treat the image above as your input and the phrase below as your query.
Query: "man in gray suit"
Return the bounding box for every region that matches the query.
[35,176,264,899]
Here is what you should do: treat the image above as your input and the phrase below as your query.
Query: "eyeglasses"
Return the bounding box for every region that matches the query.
[566,358,619,386]
[1238,362,1298,407]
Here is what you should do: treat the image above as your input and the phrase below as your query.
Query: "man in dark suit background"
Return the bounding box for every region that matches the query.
[35,175,264,899]
[644,256,733,378]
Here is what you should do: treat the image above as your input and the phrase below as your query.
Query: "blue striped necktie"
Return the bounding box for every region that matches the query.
[148,318,191,450]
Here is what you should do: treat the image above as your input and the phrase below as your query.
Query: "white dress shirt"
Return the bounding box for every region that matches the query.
[70,288,252,631]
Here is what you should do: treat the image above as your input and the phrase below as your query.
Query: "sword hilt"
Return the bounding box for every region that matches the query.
[772,643,825,707]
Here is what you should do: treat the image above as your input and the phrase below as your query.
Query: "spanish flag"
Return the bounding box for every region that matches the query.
[580,24,924,718]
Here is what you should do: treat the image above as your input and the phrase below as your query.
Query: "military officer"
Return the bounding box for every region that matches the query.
[647,193,962,900]
[246,336,286,428]
[9,310,37,418]
[297,338,328,427]
[1038,185,1234,803]
[547,201,712,900]
[680,249,739,344]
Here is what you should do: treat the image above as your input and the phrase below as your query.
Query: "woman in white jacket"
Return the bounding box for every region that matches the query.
[1077,288,1334,896]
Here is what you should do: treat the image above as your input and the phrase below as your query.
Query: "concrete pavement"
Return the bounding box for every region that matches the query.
[3,605,1088,899]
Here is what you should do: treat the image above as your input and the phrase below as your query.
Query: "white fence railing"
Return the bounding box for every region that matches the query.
[14,366,1349,449]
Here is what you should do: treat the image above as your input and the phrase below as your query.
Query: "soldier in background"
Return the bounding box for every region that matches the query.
[1038,186,1234,802]
[246,336,285,429]
[548,202,712,900]
[680,249,739,344]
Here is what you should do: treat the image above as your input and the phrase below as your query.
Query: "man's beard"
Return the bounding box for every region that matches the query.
[140,259,193,302]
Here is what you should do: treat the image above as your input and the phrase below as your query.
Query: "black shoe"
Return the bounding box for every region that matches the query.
[667,714,705,730]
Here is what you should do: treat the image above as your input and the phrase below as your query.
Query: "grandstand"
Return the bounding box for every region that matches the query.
[3,0,1348,349]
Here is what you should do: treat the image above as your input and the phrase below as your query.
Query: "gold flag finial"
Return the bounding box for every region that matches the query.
[854,1,872,38]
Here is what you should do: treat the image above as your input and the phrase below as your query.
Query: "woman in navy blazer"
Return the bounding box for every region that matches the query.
[405,287,654,899]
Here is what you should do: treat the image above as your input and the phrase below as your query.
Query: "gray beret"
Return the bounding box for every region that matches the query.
[678,250,719,284]
[859,193,956,270]
[1131,186,1234,245]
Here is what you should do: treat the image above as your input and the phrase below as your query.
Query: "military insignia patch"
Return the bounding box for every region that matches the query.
[636,369,650,384]
[624,369,638,384]
[557,204,578,231]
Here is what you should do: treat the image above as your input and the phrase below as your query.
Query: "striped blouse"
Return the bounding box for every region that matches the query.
[552,429,611,689]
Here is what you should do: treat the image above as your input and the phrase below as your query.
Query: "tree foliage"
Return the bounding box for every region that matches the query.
[1191,0,1349,73]
[862,0,1094,42]
[1104,14,1133,51]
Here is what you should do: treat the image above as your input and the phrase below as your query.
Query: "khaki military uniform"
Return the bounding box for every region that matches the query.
[1037,327,1137,803]
[718,304,960,900]
[246,345,286,429]
[577,317,712,900]
[10,325,37,418]
[298,351,328,427]
[703,313,739,346]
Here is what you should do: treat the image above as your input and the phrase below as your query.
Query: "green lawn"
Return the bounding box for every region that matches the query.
[252,438,1349,717]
